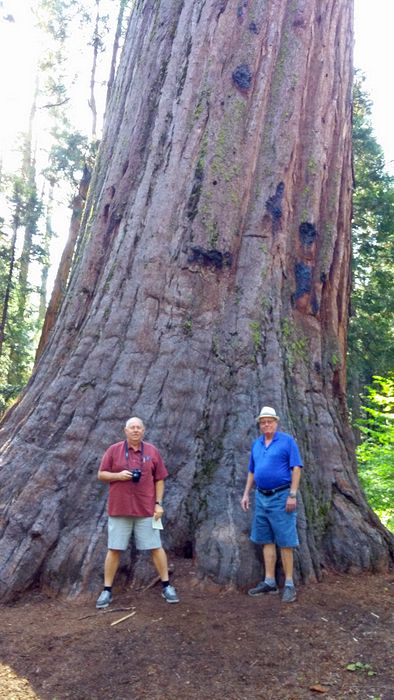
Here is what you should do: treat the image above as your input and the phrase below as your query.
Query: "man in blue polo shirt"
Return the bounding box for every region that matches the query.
[241,406,303,603]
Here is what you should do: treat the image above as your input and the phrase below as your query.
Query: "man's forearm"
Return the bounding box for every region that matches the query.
[155,480,165,503]
[98,470,124,482]
[290,466,301,493]
[243,471,255,497]
[98,470,114,482]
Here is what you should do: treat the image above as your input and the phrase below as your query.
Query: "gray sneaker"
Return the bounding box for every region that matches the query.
[96,590,113,609]
[248,581,279,596]
[162,584,179,603]
[282,585,297,603]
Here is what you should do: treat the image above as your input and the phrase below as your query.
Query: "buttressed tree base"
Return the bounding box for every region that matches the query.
[0,0,392,601]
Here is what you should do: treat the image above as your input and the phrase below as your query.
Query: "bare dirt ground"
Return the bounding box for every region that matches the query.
[0,559,392,700]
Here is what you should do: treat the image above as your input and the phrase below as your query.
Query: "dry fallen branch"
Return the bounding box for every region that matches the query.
[79,606,135,620]
[111,611,137,627]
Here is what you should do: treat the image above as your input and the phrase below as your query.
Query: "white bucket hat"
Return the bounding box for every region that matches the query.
[256,406,279,422]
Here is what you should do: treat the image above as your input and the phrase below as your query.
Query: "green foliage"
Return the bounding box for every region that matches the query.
[356,374,394,532]
[249,321,261,352]
[0,1,132,416]
[348,72,394,411]
[0,217,11,295]
[45,126,92,188]
[0,171,44,414]
[346,661,376,676]
[0,309,38,406]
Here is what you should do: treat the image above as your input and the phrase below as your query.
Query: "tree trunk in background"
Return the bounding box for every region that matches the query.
[0,215,18,359]
[37,182,54,329]
[35,164,91,363]
[0,0,392,602]
[105,0,132,109]
[88,0,101,139]
[6,79,42,386]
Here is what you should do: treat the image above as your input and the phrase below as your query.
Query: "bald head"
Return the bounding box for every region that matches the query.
[124,417,145,447]
[125,416,145,430]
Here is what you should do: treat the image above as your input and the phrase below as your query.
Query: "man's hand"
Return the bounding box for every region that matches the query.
[154,503,164,520]
[118,470,133,481]
[285,495,297,512]
[240,493,250,512]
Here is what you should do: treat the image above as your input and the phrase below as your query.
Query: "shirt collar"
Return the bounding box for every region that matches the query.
[259,432,278,444]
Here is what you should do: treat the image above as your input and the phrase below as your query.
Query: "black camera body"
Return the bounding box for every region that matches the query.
[131,468,142,483]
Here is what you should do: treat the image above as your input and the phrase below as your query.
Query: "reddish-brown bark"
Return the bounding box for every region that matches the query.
[0,0,392,602]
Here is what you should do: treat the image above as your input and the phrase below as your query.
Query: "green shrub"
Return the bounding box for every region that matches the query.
[356,374,394,532]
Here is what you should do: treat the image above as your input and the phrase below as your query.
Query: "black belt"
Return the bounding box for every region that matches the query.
[257,484,290,496]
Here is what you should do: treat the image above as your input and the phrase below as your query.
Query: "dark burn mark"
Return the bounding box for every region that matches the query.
[177,37,192,98]
[299,222,317,246]
[293,221,320,314]
[294,262,312,299]
[187,161,204,221]
[232,64,252,91]
[237,2,248,19]
[266,182,285,222]
[311,293,319,315]
[188,246,232,270]
[293,18,306,28]
[183,540,194,559]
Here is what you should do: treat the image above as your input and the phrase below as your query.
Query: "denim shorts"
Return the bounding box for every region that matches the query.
[108,516,162,551]
[250,489,299,548]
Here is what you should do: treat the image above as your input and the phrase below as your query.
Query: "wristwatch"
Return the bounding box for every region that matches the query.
[289,491,297,498]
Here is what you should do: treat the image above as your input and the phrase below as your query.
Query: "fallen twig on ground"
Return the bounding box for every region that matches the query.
[111,611,137,627]
[78,606,135,620]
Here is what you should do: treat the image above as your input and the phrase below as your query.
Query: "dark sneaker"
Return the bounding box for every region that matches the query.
[248,581,279,596]
[162,584,180,603]
[96,590,113,609]
[282,586,297,603]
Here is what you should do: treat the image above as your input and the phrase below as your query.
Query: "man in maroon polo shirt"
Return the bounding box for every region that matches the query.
[96,416,179,608]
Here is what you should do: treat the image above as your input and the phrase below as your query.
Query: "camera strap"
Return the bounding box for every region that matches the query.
[124,440,144,465]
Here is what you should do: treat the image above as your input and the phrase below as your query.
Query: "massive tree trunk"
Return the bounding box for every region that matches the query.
[0,0,392,601]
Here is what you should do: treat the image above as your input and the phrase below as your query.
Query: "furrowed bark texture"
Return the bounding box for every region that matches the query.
[0,0,392,601]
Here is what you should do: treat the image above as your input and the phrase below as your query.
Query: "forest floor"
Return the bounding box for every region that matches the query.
[0,559,392,700]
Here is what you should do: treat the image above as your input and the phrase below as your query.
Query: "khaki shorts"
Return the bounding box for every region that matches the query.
[108,515,162,551]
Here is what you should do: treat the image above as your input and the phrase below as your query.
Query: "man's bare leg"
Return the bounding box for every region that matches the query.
[263,543,277,579]
[280,547,297,602]
[280,547,293,582]
[151,547,169,580]
[151,547,179,603]
[248,543,278,595]
[104,549,121,586]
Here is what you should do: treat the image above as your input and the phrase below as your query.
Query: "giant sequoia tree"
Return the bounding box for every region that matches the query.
[0,0,392,602]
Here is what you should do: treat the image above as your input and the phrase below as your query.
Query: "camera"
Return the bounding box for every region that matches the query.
[131,468,142,483]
